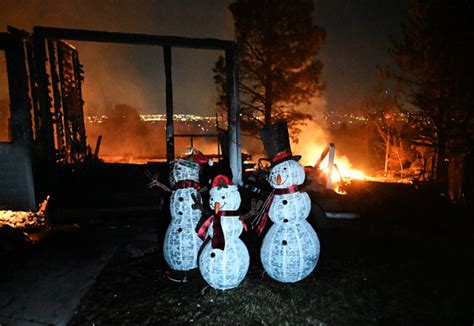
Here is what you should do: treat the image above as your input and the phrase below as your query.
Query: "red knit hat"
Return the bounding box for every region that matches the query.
[211,175,233,188]
[180,147,213,166]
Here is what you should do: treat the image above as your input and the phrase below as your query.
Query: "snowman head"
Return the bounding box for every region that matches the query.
[169,158,200,185]
[209,175,241,213]
[269,159,305,188]
[169,148,213,186]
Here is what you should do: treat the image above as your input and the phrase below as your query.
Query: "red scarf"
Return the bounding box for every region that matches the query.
[253,185,300,235]
[173,180,200,190]
[197,210,243,250]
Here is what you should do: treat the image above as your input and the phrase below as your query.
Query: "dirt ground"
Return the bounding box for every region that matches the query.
[69,183,474,325]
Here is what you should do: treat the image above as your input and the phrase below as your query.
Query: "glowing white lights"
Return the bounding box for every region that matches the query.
[261,160,320,283]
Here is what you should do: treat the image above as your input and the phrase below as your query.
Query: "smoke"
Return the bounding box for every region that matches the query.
[290,96,329,166]
[0,0,234,114]
[292,120,330,166]
[289,96,365,177]
[1,2,366,171]
[0,0,236,156]
[237,94,367,175]
[76,42,163,116]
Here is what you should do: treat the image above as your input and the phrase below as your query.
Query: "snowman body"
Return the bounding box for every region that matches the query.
[199,184,249,290]
[163,159,203,271]
[261,159,320,283]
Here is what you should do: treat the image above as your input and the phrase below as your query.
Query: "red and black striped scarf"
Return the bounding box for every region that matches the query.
[197,210,241,250]
[173,180,200,190]
[253,185,300,235]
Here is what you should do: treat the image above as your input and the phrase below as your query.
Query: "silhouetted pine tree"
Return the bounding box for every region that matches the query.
[214,0,326,138]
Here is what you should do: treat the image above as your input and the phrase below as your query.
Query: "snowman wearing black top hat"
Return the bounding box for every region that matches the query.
[255,122,320,283]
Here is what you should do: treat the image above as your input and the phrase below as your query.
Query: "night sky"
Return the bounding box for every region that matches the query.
[0,0,410,115]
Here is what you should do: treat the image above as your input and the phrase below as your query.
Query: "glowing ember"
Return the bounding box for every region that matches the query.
[0,196,49,229]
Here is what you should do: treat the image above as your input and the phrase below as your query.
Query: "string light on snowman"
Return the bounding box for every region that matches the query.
[149,147,213,273]
[196,175,250,290]
[254,122,320,283]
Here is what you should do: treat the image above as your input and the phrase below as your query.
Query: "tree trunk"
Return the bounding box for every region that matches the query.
[436,130,449,191]
[384,130,391,175]
[397,138,404,179]
[264,104,272,126]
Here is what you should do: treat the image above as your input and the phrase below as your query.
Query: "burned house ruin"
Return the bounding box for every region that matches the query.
[0,26,241,214]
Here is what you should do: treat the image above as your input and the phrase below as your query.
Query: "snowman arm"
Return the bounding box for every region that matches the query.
[145,170,172,192]
[147,179,172,192]
[198,186,208,194]
[191,193,211,215]
[240,198,264,220]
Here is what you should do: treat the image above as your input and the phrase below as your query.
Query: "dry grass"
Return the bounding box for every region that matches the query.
[70,205,474,325]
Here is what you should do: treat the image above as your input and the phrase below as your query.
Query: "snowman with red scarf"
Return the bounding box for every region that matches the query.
[162,148,212,272]
[197,175,250,290]
[255,122,320,283]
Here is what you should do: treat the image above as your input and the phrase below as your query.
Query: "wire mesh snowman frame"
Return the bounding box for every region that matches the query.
[148,147,211,272]
[197,175,251,290]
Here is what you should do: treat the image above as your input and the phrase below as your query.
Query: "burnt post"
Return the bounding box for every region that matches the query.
[225,45,242,185]
[233,41,242,184]
[163,45,174,162]
[33,34,56,162]
[0,31,37,210]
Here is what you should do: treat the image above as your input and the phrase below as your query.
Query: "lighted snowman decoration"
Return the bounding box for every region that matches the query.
[257,122,320,283]
[163,149,212,271]
[197,175,250,290]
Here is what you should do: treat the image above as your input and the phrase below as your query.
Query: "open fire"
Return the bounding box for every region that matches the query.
[0,196,49,229]
[291,121,412,194]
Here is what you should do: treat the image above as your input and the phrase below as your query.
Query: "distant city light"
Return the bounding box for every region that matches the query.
[85,114,217,124]
[84,111,431,131]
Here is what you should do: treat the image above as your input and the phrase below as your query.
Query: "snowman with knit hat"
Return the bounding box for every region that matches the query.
[254,122,320,283]
[197,175,250,290]
[150,147,213,274]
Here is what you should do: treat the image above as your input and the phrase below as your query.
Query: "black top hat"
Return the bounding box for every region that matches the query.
[259,122,301,166]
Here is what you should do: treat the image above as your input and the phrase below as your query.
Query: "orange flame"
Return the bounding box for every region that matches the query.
[291,121,366,192]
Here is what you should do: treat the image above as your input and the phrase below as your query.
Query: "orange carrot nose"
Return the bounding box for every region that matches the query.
[276,174,282,185]
[215,202,220,214]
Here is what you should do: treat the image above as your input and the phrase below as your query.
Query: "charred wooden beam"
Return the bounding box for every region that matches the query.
[57,42,88,163]
[225,46,242,185]
[8,27,43,141]
[1,29,38,210]
[33,27,234,50]
[0,32,13,46]
[47,40,66,159]
[93,135,102,158]
[163,46,174,163]
[33,35,56,162]
[233,41,242,183]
